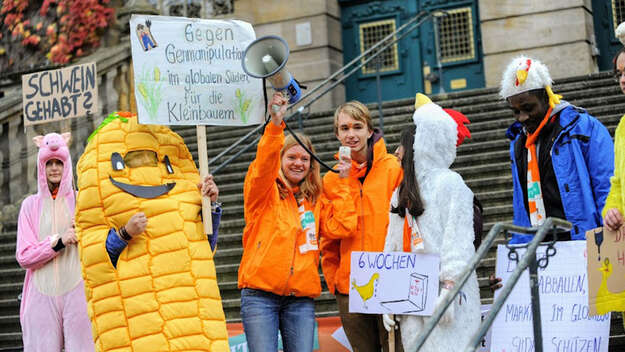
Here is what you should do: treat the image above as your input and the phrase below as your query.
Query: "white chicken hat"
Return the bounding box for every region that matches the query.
[412,93,470,173]
[499,56,562,109]
[616,21,625,46]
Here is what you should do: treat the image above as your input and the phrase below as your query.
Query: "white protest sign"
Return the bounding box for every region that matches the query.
[491,241,610,352]
[129,15,263,126]
[349,251,439,315]
[331,327,353,352]
[478,304,492,352]
[22,62,98,126]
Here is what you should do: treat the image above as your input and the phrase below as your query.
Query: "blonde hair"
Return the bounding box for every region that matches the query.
[279,133,322,204]
[333,101,374,135]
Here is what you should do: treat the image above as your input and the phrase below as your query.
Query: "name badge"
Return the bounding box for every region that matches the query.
[298,207,318,253]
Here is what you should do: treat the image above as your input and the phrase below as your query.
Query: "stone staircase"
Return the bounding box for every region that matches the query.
[1,70,625,350]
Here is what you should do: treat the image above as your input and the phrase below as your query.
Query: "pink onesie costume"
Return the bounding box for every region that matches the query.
[16,133,94,351]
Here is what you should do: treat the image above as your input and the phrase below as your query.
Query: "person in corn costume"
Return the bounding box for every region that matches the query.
[75,111,229,351]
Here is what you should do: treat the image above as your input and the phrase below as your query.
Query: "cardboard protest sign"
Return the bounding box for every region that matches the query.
[586,227,625,315]
[491,241,610,352]
[22,62,98,126]
[129,15,263,126]
[349,251,439,315]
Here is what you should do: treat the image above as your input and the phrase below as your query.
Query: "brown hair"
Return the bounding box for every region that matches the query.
[333,101,374,135]
[390,124,425,219]
[613,47,625,73]
[279,133,322,204]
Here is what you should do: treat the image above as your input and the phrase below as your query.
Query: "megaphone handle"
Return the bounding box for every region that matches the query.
[271,91,286,114]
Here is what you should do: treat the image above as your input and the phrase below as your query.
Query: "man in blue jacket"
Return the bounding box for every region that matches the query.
[500,56,614,244]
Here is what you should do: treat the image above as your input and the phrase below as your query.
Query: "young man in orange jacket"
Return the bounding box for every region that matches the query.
[319,101,403,352]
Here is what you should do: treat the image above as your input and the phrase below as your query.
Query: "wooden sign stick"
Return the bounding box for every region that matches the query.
[196,125,213,235]
[388,314,395,351]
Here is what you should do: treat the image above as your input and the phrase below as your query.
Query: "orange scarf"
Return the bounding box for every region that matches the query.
[403,218,411,252]
[524,106,553,226]
[402,215,424,252]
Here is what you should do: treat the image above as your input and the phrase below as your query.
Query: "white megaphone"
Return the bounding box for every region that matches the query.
[242,36,302,112]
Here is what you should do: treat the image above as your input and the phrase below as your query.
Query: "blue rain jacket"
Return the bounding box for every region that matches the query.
[508,104,614,244]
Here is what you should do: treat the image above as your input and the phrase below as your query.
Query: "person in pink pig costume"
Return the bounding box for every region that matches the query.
[15,132,94,351]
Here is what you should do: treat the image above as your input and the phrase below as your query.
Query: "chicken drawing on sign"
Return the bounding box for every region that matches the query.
[380,273,429,313]
[352,272,380,309]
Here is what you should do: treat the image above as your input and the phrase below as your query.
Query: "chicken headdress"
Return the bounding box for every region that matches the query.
[499,56,562,109]
[412,93,470,173]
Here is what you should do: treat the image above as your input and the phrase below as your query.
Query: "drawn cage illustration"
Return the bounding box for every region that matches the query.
[380,273,429,313]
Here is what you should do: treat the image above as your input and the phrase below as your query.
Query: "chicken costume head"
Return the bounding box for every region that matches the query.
[499,56,562,109]
[75,112,228,351]
[412,93,470,173]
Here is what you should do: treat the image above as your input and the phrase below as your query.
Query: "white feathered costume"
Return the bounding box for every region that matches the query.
[383,94,480,352]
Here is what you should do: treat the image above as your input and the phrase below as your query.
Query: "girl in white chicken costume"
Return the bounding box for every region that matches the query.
[383,93,480,352]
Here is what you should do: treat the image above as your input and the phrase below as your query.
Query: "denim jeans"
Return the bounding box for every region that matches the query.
[240,288,315,352]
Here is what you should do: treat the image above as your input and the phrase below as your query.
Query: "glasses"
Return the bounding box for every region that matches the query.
[614,70,625,80]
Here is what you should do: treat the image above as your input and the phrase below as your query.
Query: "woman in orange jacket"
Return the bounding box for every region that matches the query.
[319,101,403,352]
[238,93,323,352]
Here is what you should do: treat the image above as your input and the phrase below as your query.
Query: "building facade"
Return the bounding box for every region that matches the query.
[176,0,624,104]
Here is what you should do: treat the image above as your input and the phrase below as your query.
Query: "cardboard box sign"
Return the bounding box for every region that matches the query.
[586,227,625,315]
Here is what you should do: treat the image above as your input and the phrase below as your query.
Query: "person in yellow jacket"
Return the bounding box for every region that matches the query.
[603,29,625,231]
[75,112,229,351]
[319,101,403,352]
[602,23,625,323]
[238,93,323,352]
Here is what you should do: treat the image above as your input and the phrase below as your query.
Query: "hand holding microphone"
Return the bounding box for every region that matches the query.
[337,146,352,179]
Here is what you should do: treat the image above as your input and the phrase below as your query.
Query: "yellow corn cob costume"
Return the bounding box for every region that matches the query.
[75,112,228,351]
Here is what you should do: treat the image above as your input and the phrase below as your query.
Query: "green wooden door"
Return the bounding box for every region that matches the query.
[339,0,485,102]
[593,0,625,71]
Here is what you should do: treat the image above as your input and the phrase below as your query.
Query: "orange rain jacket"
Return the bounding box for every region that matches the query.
[238,122,321,298]
[319,136,402,295]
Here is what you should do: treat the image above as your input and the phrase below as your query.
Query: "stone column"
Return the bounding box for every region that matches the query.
[115,63,130,112]
[8,117,27,203]
[98,69,119,123]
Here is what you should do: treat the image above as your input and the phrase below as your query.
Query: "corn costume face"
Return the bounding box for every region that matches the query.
[75,112,228,351]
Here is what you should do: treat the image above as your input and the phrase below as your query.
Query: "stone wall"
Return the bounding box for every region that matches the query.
[479,0,598,88]
[218,0,344,112]
[0,42,134,220]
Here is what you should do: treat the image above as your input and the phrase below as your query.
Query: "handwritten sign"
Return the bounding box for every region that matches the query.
[349,251,439,315]
[586,227,625,315]
[491,241,610,352]
[129,15,263,126]
[22,62,98,126]
[478,305,493,352]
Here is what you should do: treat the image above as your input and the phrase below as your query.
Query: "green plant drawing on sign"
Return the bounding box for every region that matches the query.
[136,66,163,120]
[234,88,253,123]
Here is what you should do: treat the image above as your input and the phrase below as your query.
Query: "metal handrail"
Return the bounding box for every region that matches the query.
[409,217,572,352]
[208,9,442,174]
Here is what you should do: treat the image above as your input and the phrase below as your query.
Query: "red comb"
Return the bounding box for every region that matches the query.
[444,108,471,146]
